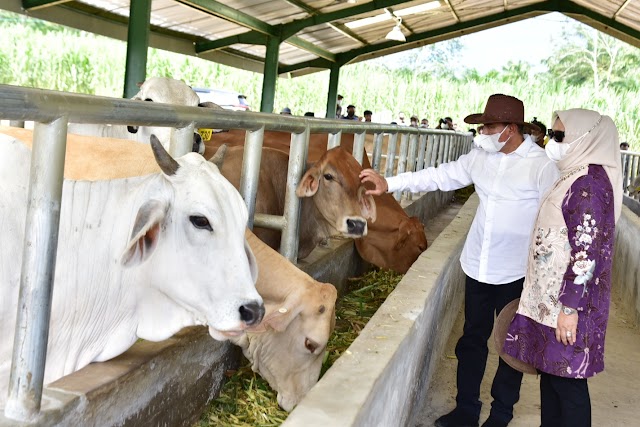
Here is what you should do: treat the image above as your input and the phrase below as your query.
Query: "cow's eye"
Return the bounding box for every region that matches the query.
[144,98,153,102]
[189,215,212,231]
[323,173,333,181]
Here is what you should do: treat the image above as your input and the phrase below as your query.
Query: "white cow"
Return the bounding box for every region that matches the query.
[0,131,263,408]
[67,77,222,154]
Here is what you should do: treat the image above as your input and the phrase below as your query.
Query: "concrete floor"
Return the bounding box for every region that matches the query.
[411,286,640,427]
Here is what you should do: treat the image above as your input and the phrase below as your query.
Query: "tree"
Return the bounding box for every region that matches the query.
[500,61,531,85]
[546,23,640,95]
[372,39,463,77]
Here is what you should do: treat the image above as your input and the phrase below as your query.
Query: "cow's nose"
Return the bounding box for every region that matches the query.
[305,337,318,353]
[346,218,366,236]
[239,302,265,326]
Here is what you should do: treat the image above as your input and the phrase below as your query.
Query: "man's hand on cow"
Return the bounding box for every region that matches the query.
[359,169,389,196]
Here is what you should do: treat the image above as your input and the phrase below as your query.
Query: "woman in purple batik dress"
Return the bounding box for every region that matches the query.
[503,109,622,427]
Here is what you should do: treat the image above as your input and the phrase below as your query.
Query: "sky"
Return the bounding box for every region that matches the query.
[457,12,569,74]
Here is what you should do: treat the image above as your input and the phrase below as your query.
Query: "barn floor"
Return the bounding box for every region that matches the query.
[411,280,640,427]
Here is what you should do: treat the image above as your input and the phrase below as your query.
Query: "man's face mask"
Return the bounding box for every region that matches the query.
[474,125,510,153]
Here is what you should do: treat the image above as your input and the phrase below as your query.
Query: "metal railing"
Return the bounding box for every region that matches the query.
[0,83,471,421]
[622,151,640,199]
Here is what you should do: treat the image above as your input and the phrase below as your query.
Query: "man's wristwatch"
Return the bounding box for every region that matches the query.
[561,305,577,316]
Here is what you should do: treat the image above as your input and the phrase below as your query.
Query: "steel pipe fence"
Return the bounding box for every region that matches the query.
[0,84,471,420]
[622,151,640,199]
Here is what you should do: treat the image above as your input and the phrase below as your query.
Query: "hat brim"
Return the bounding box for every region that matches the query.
[493,298,538,375]
[464,113,540,132]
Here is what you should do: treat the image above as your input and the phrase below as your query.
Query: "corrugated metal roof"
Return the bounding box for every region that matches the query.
[5,0,640,77]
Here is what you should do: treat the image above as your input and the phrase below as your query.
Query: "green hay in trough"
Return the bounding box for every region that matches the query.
[196,268,403,426]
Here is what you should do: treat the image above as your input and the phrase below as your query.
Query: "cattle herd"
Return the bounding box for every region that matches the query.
[0,77,429,414]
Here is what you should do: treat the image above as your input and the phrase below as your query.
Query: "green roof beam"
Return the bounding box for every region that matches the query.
[175,0,277,36]
[281,0,410,40]
[278,58,334,75]
[282,0,368,45]
[22,0,71,11]
[197,32,269,53]
[287,36,336,61]
[197,33,335,61]
[557,0,640,43]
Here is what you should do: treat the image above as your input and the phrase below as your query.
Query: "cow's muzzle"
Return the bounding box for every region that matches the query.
[239,302,265,326]
[346,218,367,236]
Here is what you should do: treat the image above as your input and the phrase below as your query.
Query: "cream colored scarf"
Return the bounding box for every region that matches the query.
[551,109,622,222]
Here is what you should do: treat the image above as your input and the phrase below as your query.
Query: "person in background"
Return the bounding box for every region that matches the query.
[360,94,559,427]
[530,117,547,149]
[398,112,408,126]
[410,115,419,128]
[280,107,292,115]
[363,110,373,122]
[437,117,454,130]
[620,142,629,151]
[504,109,622,427]
[341,104,359,121]
[335,94,344,118]
[421,118,429,128]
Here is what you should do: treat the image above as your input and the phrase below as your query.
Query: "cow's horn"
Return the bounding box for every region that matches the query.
[150,134,180,176]
[209,144,228,169]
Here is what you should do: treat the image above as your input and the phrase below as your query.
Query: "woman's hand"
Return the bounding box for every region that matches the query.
[359,169,389,196]
[555,310,578,346]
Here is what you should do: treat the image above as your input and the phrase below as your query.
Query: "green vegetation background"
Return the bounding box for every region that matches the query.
[1,11,638,148]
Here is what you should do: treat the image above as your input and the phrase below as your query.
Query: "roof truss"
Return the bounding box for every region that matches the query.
[7,0,640,78]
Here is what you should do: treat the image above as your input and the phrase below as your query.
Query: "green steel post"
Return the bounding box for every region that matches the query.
[325,63,340,119]
[261,36,280,113]
[123,0,152,98]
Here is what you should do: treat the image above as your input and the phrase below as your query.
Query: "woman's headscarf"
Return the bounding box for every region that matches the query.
[552,108,622,221]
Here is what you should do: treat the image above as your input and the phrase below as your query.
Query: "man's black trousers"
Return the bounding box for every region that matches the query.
[454,275,525,424]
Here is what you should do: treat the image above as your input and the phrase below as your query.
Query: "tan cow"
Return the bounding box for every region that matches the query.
[205,130,428,273]
[216,145,377,259]
[231,231,337,411]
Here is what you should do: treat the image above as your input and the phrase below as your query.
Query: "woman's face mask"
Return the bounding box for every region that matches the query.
[474,125,509,152]
[545,131,588,162]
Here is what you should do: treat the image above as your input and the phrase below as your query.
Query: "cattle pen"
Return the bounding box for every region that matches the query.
[0,83,473,425]
[1,84,640,427]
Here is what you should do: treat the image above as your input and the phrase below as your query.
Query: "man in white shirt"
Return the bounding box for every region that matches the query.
[360,94,559,427]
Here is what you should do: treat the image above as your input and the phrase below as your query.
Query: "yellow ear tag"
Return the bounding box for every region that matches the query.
[198,128,213,141]
[278,308,288,314]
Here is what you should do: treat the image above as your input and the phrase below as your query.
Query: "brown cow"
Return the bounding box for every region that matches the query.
[231,231,337,411]
[215,145,377,259]
[354,151,428,274]
[205,130,428,273]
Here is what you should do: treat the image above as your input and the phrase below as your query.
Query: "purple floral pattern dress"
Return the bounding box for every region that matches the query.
[504,164,616,378]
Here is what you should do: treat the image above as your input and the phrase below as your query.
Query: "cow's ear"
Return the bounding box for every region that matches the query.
[262,306,303,332]
[257,294,303,332]
[394,225,411,250]
[121,199,167,267]
[358,186,377,223]
[296,164,321,197]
